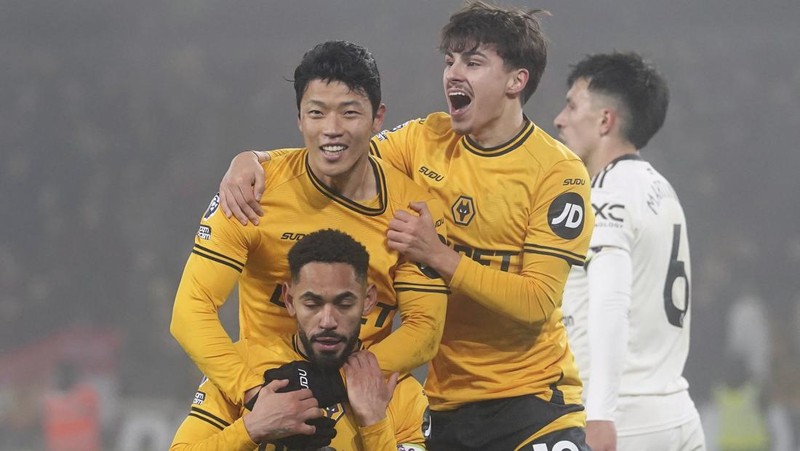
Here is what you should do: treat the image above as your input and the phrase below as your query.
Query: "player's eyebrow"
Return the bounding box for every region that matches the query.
[336,99,365,109]
[299,290,358,303]
[461,49,487,59]
[304,99,365,109]
[445,48,488,59]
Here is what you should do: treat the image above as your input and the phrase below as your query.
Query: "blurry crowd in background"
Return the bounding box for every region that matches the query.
[1,1,799,449]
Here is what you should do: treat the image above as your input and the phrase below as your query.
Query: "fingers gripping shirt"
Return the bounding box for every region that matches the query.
[169,337,429,450]
[171,150,448,404]
[372,112,594,411]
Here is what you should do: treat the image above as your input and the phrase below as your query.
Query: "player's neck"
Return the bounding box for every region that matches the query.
[316,154,377,201]
[589,138,638,177]
[467,105,525,148]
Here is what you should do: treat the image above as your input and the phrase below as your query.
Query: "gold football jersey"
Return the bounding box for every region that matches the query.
[371,113,594,413]
[172,150,448,404]
[170,337,429,451]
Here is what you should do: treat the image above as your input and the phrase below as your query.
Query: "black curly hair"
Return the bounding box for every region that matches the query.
[287,229,370,284]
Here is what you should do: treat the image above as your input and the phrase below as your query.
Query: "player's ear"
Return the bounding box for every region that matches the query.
[599,108,617,137]
[371,103,386,134]
[283,282,297,317]
[506,68,529,97]
[362,284,378,315]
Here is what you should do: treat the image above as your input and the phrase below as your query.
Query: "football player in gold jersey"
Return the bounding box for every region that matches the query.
[171,229,429,450]
[218,3,593,450]
[170,41,449,409]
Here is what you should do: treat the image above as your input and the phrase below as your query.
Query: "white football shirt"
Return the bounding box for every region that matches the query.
[563,154,699,435]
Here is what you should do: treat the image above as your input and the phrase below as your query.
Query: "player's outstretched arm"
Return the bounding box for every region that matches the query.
[344,350,400,451]
[171,252,263,405]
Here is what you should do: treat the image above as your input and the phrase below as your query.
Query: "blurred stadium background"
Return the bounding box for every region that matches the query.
[2,0,799,449]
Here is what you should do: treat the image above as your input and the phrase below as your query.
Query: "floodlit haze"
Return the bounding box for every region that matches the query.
[2,1,799,448]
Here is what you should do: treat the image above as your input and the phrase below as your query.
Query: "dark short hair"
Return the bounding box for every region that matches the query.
[440,1,548,105]
[287,229,370,284]
[293,40,381,117]
[567,52,669,149]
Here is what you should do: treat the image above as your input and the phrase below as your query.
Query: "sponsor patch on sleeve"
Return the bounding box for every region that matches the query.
[193,391,206,405]
[197,225,212,240]
[548,192,585,239]
[203,193,220,220]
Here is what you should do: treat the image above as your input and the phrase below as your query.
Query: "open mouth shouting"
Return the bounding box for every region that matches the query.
[448,88,472,117]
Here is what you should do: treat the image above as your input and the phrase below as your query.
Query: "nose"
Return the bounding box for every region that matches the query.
[318,304,338,330]
[321,114,344,138]
[444,59,465,83]
[553,110,565,130]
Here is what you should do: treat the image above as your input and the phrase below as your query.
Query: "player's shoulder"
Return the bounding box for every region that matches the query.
[387,375,429,448]
[262,148,307,188]
[524,123,586,172]
[240,335,297,368]
[264,147,305,169]
[375,112,454,141]
[593,155,667,191]
[388,375,428,423]
[418,111,453,133]
[393,375,427,403]
[375,156,439,203]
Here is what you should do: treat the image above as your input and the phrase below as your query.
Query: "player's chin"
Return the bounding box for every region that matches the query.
[312,348,347,371]
[448,115,472,135]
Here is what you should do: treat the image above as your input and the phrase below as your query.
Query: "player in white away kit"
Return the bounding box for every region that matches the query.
[556,53,706,451]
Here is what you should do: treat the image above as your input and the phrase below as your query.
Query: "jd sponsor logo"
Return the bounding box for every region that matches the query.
[548,192,584,239]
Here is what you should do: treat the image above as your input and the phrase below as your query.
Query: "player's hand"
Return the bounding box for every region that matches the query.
[585,420,617,451]
[343,350,398,427]
[219,150,266,226]
[242,379,322,443]
[388,201,458,280]
[263,360,347,408]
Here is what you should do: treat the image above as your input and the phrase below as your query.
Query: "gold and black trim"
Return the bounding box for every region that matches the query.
[305,154,388,216]
[369,139,382,159]
[462,117,535,157]
[549,372,565,405]
[189,406,230,431]
[192,244,244,272]
[523,243,585,267]
[394,281,451,294]
[292,334,308,360]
